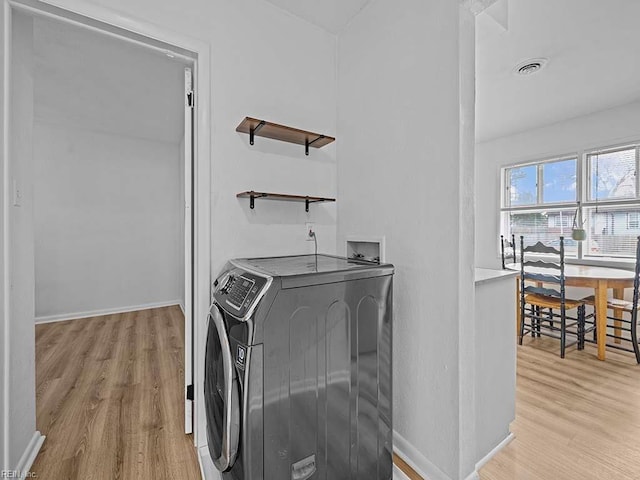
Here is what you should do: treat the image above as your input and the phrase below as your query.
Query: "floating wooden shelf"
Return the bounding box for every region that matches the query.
[237,191,336,212]
[236,117,335,155]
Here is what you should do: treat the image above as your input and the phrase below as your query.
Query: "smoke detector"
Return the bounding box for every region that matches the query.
[514,58,548,76]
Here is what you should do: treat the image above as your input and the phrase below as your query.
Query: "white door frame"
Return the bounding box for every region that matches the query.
[1,0,212,461]
[183,66,194,435]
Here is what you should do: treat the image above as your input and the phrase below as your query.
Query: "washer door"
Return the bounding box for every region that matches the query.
[205,305,240,472]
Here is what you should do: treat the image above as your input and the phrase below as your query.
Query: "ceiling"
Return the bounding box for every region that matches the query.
[476,0,640,142]
[33,16,188,144]
[262,0,372,33]
[33,2,640,145]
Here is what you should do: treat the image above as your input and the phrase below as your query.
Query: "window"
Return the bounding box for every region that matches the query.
[501,145,640,259]
[505,208,579,256]
[503,158,578,256]
[585,206,640,257]
[508,165,537,206]
[542,159,577,203]
[589,147,636,201]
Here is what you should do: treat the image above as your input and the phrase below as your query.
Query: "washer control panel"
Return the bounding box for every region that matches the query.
[222,275,254,310]
[214,268,269,319]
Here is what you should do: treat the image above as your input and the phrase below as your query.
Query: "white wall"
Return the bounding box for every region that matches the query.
[206,12,338,266]
[476,100,640,268]
[5,0,338,456]
[337,2,475,479]
[457,8,478,479]
[474,273,516,463]
[33,122,183,320]
[7,12,37,469]
[30,14,186,320]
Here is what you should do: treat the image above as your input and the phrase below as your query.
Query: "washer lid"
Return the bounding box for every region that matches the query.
[232,254,394,288]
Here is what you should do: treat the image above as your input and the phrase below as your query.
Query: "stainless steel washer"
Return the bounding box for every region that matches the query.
[205,254,394,480]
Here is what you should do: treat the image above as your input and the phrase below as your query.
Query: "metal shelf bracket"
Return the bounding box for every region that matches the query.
[305,135,326,156]
[249,121,266,146]
[248,191,268,210]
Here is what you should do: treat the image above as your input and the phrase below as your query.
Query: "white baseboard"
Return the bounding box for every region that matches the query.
[179,302,186,316]
[393,430,512,480]
[475,432,515,473]
[393,430,451,480]
[35,300,182,324]
[14,431,45,476]
[465,470,481,480]
[393,463,412,480]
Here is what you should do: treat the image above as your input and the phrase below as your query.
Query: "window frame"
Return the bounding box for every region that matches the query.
[586,145,640,203]
[504,155,579,210]
[500,142,640,262]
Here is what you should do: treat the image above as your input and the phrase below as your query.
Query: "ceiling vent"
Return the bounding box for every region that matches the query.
[514,58,548,76]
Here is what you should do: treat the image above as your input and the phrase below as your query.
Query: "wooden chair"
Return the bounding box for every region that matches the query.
[500,234,516,269]
[582,236,640,363]
[519,236,587,358]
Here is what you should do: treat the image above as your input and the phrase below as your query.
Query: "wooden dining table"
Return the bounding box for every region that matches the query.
[505,263,636,360]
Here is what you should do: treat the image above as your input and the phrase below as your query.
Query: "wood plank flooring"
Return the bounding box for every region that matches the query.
[31,306,201,480]
[394,338,640,480]
[479,338,640,480]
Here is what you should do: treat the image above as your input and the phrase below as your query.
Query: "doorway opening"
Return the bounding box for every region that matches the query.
[2,0,211,474]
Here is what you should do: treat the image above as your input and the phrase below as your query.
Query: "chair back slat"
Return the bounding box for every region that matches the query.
[631,237,640,343]
[520,235,566,304]
[523,272,561,284]
[632,236,640,316]
[500,234,516,269]
[524,285,561,298]
[523,260,561,270]
[615,236,640,363]
[523,241,561,255]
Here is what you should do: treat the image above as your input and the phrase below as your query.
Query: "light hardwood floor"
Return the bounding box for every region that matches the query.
[479,337,640,480]
[395,338,640,480]
[31,306,201,480]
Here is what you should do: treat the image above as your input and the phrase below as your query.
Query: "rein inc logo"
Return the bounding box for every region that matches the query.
[1,471,37,478]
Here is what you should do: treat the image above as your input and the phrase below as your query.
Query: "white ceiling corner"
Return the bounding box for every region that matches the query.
[484,0,509,31]
[262,0,372,34]
[476,0,640,142]
[468,0,501,16]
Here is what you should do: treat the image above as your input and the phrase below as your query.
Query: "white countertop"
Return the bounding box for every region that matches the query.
[475,267,518,285]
